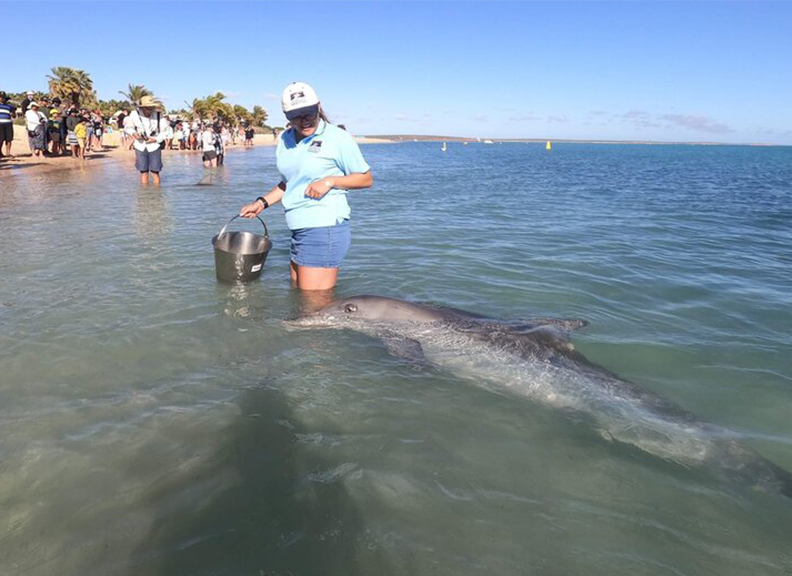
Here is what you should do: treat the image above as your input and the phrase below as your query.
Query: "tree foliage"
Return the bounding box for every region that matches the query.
[252,106,269,127]
[47,67,94,106]
[13,67,270,125]
[119,84,151,104]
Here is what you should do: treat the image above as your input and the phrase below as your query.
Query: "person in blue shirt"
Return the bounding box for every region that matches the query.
[240,82,373,296]
[0,91,17,159]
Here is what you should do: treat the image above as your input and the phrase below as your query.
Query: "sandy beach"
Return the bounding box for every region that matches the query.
[0,125,390,174]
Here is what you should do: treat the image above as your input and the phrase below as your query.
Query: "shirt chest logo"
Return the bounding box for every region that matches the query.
[307,140,323,153]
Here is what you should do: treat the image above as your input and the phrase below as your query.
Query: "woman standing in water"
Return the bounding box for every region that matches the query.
[239,82,373,297]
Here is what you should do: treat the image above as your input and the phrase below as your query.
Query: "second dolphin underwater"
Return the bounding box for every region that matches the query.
[290,295,792,498]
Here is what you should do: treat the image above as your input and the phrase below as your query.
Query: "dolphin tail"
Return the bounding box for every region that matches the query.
[725,448,792,499]
[766,460,792,499]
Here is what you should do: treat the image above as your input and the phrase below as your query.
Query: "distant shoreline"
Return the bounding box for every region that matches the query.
[365,135,790,147]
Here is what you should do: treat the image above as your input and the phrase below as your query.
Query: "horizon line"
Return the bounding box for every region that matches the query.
[363,135,791,147]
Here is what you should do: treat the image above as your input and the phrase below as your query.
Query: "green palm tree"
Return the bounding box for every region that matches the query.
[233,104,253,125]
[185,98,209,121]
[47,67,94,107]
[119,84,152,105]
[252,106,268,127]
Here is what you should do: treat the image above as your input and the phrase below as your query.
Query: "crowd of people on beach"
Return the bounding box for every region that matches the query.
[1,90,109,160]
[0,89,268,164]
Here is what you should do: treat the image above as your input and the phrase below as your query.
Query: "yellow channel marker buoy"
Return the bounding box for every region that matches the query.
[546,141,552,151]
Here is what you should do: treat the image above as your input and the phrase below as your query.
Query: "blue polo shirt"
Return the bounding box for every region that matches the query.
[0,103,15,123]
[277,120,371,230]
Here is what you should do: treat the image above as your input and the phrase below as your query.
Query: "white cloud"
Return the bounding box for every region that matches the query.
[659,114,733,134]
[617,109,733,134]
[757,128,792,136]
[622,109,651,120]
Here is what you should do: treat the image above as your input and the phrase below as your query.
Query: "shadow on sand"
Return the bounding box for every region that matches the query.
[129,383,382,575]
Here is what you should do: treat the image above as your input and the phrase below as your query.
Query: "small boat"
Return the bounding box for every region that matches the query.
[463,141,468,146]
[546,141,552,151]
[484,139,494,144]
[441,142,447,152]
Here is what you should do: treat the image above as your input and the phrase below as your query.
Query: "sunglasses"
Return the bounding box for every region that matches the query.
[285,105,319,123]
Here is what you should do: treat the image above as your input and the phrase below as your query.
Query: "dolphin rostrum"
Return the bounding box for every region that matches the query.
[290,295,792,498]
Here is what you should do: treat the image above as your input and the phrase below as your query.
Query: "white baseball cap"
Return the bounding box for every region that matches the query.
[281,82,319,114]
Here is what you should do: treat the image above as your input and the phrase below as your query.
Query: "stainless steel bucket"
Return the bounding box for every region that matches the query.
[212,216,273,283]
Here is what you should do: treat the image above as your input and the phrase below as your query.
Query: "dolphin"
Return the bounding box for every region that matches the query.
[290,295,792,498]
[196,173,215,186]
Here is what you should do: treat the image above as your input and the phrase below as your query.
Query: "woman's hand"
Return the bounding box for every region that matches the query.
[239,200,265,218]
[304,178,333,200]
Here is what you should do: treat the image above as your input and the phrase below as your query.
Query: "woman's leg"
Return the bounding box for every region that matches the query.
[293,263,337,311]
[294,265,339,291]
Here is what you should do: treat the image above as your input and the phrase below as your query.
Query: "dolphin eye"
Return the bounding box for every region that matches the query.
[344,303,358,313]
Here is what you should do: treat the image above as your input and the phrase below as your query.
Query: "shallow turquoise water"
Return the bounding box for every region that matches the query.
[1,142,791,575]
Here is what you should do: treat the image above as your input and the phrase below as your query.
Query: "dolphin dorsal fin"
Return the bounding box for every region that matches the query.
[497,318,589,353]
[516,317,589,332]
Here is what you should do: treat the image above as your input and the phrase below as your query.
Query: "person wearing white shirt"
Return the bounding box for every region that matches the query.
[127,96,169,186]
[181,123,189,150]
[191,120,200,150]
[123,113,136,150]
[201,125,217,167]
[25,102,47,157]
[173,124,183,150]
[163,123,174,150]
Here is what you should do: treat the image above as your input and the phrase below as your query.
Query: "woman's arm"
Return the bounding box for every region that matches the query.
[304,171,373,199]
[239,181,287,218]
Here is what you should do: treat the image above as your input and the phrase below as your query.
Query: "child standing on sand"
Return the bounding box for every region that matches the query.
[47,110,62,156]
[74,117,87,160]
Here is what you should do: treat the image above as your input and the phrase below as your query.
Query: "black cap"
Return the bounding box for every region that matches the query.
[0,91,7,99]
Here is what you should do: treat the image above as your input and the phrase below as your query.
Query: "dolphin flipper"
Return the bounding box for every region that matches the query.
[382,336,430,369]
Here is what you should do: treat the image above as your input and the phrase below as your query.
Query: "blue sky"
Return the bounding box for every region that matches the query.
[4,1,791,144]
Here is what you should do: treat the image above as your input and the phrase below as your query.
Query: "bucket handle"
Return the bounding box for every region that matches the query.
[218,215,269,238]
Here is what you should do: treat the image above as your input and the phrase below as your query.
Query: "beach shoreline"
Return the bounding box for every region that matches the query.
[0,127,392,174]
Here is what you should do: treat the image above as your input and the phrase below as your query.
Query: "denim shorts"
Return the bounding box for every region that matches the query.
[135,147,163,173]
[290,220,351,268]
